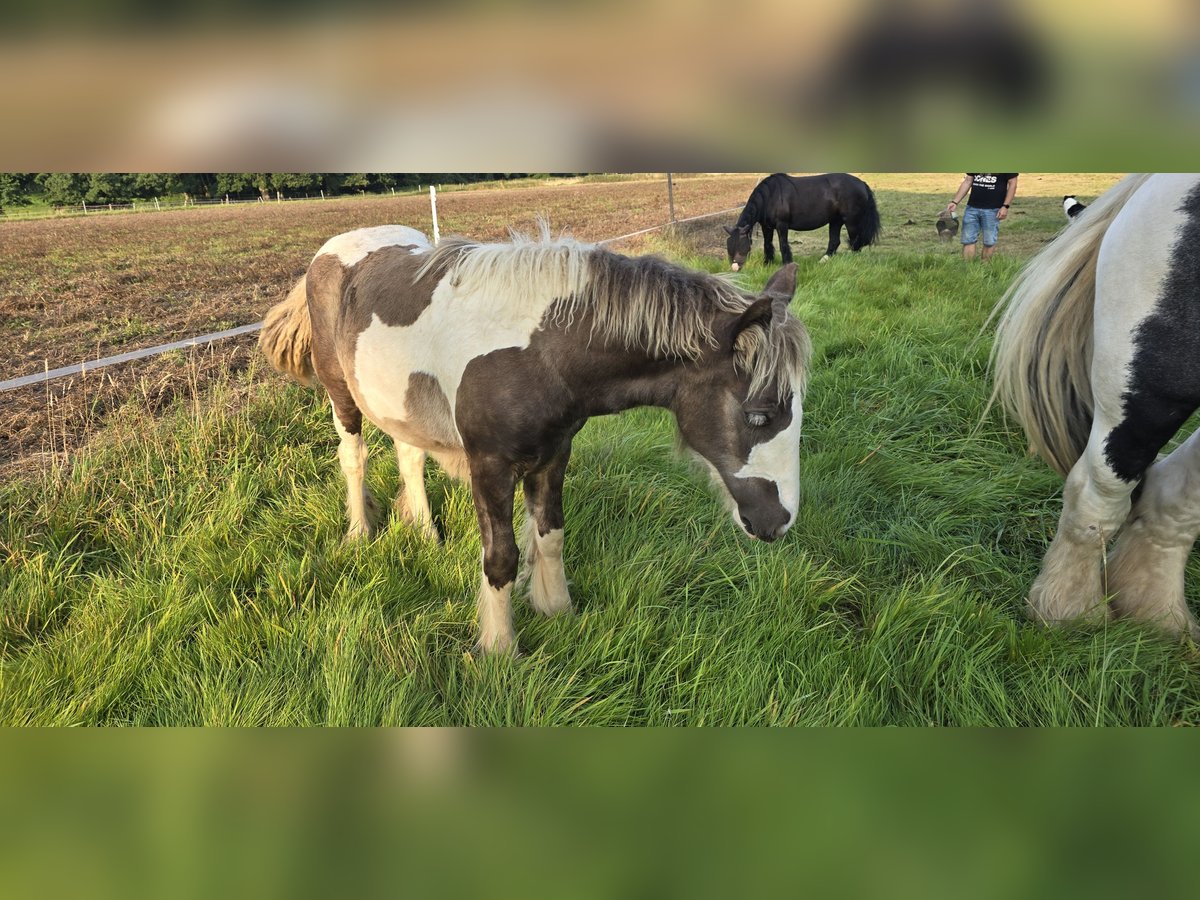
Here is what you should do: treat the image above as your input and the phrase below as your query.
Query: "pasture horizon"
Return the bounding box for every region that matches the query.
[7,171,1196,727]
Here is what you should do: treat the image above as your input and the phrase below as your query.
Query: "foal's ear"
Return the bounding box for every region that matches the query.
[761,262,797,301]
[724,225,736,235]
[732,295,775,343]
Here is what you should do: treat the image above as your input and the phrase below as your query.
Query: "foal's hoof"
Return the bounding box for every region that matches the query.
[471,637,521,659]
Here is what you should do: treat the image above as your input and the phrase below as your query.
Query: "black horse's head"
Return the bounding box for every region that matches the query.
[724,224,753,271]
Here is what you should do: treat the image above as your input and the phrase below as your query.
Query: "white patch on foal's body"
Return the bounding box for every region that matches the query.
[353,248,589,443]
[733,392,803,529]
[315,225,431,268]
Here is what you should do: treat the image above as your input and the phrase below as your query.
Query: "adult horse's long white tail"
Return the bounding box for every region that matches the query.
[259,275,316,386]
[989,174,1152,476]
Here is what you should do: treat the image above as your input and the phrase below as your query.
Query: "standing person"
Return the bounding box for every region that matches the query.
[946,173,1018,261]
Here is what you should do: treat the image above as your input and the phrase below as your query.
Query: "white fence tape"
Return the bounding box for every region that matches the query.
[1,204,741,393]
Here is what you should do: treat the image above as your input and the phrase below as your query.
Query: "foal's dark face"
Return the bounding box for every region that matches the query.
[677,370,802,542]
[725,225,753,271]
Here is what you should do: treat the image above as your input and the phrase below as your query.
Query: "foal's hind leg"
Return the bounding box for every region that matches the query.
[1107,429,1200,638]
[519,447,574,617]
[393,441,439,542]
[333,408,376,540]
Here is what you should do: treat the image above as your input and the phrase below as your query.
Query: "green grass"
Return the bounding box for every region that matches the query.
[4,191,1200,725]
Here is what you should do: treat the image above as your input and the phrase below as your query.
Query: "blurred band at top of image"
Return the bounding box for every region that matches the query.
[3,1,1197,178]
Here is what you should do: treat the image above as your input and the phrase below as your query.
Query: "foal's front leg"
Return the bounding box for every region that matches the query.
[470,458,520,654]
[520,448,574,617]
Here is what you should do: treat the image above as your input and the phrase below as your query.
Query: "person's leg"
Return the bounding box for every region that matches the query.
[960,206,981,260]
[981,209,1000,261]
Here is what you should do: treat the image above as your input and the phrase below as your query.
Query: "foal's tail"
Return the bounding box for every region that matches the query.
[259,275,316,386]
[988,173,1152,476]
[849,184,882,250]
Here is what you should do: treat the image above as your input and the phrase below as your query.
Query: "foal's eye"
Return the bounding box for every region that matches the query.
[745,412,769,427]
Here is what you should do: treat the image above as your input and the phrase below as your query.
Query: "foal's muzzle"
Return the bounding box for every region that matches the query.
[739,514,788,543]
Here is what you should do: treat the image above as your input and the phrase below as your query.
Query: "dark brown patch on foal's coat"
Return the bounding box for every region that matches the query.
[343,245,438,331]
[307,245,441,435]
[305,254,362,433]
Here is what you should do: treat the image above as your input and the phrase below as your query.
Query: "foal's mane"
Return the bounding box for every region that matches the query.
[418,230,811,402]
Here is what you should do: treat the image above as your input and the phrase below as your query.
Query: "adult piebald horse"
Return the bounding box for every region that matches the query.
[991,173,1200,638]
[725,173,882,270]
[261,225,812,653]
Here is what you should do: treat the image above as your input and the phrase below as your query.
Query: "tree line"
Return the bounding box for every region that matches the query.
[0,174,548,212]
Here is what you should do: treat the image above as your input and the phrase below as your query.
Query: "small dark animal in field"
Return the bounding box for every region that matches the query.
[935,208,959,242]
[261,225,812,654]
[725,173,881,269]
[1063,195,1087,222]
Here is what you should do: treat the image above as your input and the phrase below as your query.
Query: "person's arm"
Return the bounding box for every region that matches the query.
[998,175,1019,220]
[946,175,972,213]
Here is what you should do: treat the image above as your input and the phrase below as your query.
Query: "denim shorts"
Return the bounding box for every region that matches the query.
[961,206,1000,247]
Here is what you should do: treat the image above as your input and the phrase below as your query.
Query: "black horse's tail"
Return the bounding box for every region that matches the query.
[849,184,882,250]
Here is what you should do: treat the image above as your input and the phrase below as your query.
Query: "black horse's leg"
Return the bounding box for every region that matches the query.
[824,218,843,259]
[777,226,793,265]
[520,444,574,616]
[761,223,776,263]
[469,457,520,654]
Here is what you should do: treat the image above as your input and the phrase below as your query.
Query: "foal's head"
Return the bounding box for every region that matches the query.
[724,224,753,271]
[675,264,810,542]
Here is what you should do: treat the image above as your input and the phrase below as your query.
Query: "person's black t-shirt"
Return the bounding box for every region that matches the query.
[966,173,1017,209]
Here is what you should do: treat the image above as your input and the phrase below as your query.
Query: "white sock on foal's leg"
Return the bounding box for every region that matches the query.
[334,415,373,540]
[519,512,572,616]
[475,571,516,655]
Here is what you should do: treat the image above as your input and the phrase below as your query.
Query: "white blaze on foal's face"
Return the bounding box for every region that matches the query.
[734,390,802,531]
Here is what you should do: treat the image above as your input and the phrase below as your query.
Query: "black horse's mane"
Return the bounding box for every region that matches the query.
[735,174,791,229]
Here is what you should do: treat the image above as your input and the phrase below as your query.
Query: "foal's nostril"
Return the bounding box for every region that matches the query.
[740,515,755,536]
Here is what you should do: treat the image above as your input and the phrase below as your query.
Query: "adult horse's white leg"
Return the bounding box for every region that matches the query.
[334,412,374,540]
[394,441,438,541]
[1028,438,1132,625]
[1107,430,1200,638]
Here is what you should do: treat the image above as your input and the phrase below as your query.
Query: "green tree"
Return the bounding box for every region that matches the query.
[0,173,31,213]
[85,173,135,204]
[39,173,88,206]
[215,173,255,198]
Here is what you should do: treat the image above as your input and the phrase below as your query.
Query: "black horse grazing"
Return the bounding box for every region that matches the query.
[725,173,882,269]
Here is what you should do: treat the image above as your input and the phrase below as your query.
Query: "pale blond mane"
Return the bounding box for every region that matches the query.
[417,231,811,402]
